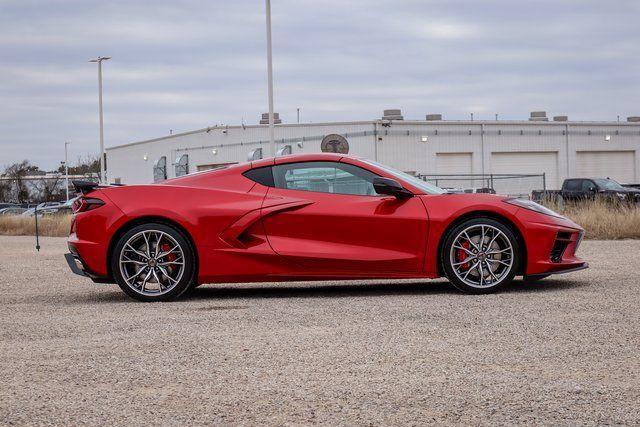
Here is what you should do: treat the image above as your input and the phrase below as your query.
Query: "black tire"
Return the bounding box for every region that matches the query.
[111,223,197,302]
[441,217,520,294]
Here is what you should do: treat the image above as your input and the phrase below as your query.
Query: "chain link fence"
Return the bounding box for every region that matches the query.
[417,173,546,197]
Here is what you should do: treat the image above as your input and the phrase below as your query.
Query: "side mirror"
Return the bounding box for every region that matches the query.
[589,186,596,192]
[373,177,413,199]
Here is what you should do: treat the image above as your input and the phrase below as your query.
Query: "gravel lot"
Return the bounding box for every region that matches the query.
[0,236,639,425]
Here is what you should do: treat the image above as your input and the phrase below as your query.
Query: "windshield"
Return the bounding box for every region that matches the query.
[362,160,446,195]
[593,178,626,191]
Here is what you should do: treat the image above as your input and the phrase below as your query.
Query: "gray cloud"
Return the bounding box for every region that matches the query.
[0,0,638,169]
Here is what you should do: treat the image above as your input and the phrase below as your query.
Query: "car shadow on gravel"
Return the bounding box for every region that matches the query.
[63,277,586,304]
[187,281,453,300]
[184,277,586,301]
[509,278,587,293]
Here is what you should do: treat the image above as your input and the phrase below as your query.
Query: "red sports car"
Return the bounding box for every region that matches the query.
[66,153,587,301]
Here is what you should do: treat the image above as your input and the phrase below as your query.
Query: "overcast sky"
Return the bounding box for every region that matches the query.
[1,0,638,170]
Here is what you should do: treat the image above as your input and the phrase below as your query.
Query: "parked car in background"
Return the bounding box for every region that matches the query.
[21,206,59,217]
[532,178,640,204]
[49,198,77,215]
[37,201,62,209]
[17,199,76,216]
[442,187,496,195]
[0,207,28,216]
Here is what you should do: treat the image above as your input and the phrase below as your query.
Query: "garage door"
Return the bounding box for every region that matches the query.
[435,153,473,190]
[490,151,558,196]
[576,151,636,184]
[436,153,472,174]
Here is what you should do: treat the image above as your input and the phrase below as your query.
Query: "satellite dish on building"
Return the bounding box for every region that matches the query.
[276,145,292,157]
[175,154,189,176]
[247,147,263,161]
[321,134,349,154]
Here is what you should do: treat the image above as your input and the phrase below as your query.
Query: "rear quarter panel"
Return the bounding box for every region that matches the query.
[101,179,280,282]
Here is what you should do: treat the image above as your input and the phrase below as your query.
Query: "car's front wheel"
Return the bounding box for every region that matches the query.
[111,223,196,302]
[442,218,520,293]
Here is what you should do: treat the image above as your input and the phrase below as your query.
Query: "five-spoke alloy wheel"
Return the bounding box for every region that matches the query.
[112,223,196,302]
[442,218,520,293]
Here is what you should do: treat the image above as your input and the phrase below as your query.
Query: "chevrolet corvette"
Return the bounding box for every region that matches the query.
[66,153,587,301]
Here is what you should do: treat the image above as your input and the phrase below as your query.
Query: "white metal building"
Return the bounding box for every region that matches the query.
[106,111,640,193]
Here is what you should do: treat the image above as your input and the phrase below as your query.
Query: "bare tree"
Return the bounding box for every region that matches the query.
[0,179,10,202]
[57,154,100,178]
[3,160,39,203]
[31,176,64,202]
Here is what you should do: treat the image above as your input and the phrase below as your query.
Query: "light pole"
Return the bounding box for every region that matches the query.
[265,0,275,157]
[89,56,110,183]
[64,141,70,201]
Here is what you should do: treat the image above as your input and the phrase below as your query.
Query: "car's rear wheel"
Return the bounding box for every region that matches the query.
[442,218,520,293]
[111,223,196,302]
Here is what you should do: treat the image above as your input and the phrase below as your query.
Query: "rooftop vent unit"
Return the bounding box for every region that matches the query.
[529,111,548,121]
[627,116,640,122]
[382,109,403,120]
[425,114,443,121]
[260,112,282,124]
[553,115,568,122]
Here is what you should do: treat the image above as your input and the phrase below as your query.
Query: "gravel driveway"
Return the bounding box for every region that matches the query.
[0,236,638,425]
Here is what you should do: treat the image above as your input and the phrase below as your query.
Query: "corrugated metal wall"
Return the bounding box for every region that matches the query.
[107,120,640,189]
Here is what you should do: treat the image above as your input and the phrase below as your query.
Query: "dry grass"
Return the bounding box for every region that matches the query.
[0,215,72,237]
[0,200,639,240]
[540,198,640,239]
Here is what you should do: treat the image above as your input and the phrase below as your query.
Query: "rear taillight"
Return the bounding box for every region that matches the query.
[72,197,105,213]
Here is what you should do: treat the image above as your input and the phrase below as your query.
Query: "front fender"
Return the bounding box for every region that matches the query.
[420,194,524,277]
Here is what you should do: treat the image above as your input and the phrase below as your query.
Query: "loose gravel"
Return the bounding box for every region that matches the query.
[0,236,639,425]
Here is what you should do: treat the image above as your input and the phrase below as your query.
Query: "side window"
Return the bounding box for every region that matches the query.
[273,162,379,196]
[243,166,274,187]
[564,180,580,191]
[581,180,594,191]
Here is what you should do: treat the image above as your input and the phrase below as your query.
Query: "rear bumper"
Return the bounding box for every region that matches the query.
[66,243,113,284]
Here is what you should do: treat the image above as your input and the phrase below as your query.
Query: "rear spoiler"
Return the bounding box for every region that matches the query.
[72,180,125,194]
[72,180,99,194]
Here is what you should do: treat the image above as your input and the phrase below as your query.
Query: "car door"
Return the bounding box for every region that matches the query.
[562,179,581,201]
[580,179,598,199]
[260,161,428,275]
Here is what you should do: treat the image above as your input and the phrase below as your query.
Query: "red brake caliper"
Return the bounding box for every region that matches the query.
[457,240,471,270]
[160,243,176,273]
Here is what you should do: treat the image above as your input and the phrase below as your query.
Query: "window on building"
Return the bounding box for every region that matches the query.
[175,154,189,177]
[153,156,167,182]
[272,161,379,196]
